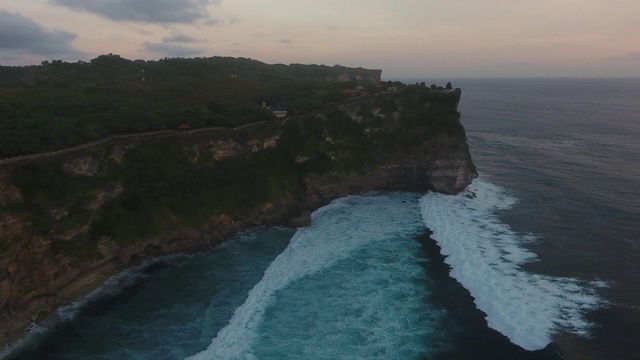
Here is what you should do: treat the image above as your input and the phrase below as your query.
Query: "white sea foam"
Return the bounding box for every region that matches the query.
[187,193,430,360]
[251,216,445,359]
[419,178,606,351]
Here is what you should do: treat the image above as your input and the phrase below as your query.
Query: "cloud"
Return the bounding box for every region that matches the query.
[227,15,239,24]
[50,0,218,24]
[279,38,292,44]
[204,18,219,26]
[0,10,83,58]
[604,52,640,62]
[143,29,208,57]
[626,52,640,60]
[131,27,153,35]
[142,42,205,57]
[163,32,199,43]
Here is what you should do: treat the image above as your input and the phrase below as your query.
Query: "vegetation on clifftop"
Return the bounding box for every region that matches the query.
[2,82,464,260]
[0,55,385,157]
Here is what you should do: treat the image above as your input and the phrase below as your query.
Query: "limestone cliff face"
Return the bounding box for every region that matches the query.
[0,89,476,345]
[302,134,476,202]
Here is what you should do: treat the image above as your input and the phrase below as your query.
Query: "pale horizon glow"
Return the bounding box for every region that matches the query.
[0,0,638,78]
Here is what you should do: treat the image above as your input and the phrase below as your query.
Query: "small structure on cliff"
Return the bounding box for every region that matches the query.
[273,110,288,119]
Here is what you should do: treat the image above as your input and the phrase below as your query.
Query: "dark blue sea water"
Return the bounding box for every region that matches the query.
[455,78,640,360]
[2,78,639,360]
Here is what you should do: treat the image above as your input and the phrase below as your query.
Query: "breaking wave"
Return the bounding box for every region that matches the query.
[188,193,446,360]
[419,178,606,351]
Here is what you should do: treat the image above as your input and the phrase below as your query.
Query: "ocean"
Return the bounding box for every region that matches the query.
[456,78,640,360]
[2,78,639,360]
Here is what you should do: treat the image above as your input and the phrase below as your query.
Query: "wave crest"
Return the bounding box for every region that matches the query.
[420,178,606,351]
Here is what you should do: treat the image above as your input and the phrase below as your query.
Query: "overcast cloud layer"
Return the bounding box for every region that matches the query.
[49,0,217,24]
[0,9,82,59]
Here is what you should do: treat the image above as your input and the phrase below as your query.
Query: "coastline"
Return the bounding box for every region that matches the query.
[1,210,292,353]
[2,157,477,350]
[1,181,412,352]
[1,87,477,353]
[2,200,299,350]
[5,191,574,360]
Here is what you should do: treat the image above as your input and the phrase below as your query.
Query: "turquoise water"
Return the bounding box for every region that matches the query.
[3,228,295,359]
[188,193,445,360]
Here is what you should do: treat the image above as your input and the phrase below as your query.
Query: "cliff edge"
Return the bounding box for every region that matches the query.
[0,86,476,347]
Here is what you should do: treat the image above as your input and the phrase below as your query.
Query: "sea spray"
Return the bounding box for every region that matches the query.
[419,178,606,351]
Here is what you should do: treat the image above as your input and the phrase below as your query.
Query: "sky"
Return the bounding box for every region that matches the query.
[0,0,638,78]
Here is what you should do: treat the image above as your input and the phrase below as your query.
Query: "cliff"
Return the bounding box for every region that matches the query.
[0,87,476,346]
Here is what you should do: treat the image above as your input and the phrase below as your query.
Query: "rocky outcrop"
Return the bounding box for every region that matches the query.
[0,89,476,347]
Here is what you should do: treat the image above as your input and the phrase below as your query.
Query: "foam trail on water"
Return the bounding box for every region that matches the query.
[187,194,424,360]
[419,178,606,351]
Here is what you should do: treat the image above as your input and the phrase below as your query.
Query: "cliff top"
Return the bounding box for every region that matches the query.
[0,55,462,160]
